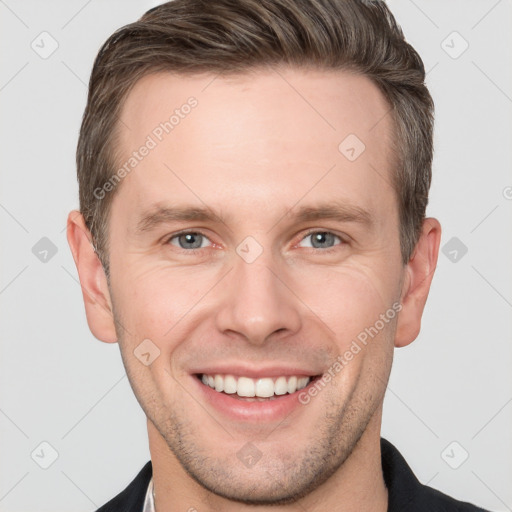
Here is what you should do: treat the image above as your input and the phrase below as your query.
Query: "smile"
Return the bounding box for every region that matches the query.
[199,373,312,400]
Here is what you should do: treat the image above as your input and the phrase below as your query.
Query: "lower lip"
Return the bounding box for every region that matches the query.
[191,374,318,423]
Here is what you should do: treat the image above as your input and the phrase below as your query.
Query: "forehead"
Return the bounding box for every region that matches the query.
[112,67,396,226]
[118,66,393,152]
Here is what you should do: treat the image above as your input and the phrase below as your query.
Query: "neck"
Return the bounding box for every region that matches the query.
[148,407,388,512]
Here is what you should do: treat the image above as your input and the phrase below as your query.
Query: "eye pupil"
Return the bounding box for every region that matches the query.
[179,233,202,249]
[311,232,335,249]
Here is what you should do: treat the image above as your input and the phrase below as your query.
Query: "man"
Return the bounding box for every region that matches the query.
[66,0,491,510]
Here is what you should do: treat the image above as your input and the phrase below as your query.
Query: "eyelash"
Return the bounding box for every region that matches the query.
[164,229,346,254]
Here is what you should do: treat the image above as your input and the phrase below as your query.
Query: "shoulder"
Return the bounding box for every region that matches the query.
[415,483,491,512]
[381,438,492,512]
[94,460,152,512]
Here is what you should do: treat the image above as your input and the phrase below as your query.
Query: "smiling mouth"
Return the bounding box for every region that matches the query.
[194,373,322,401]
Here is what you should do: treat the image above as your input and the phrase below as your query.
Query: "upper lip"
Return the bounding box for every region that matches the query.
[190,364,322,379]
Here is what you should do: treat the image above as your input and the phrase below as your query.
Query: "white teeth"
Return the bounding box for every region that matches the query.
[237,377,255,397]
[274,376,288,395]
[255,378,275,398]
[287,376,297,394]
[224,375,237,394]
[214,375,224,392]
[297,377,309,390]
[200,373,313,398]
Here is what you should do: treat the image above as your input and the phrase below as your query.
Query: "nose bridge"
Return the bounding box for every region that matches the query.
[214,242,301,344]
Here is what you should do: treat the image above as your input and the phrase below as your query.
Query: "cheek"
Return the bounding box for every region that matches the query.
[111,264,220,386]
[114,262,206,332]
[306,266,397,404]
[297,262,396,343]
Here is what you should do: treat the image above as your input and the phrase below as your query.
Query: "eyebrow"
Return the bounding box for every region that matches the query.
[134,201,374,234]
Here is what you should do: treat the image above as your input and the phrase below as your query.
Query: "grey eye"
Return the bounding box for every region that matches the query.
[170,232,208,250]
[299,231,341,249]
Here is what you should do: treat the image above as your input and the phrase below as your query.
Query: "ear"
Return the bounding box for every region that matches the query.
[394,217,442,348]
[66,210,118,343]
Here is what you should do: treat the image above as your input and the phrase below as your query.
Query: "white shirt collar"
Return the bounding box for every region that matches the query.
[142,476,155,512]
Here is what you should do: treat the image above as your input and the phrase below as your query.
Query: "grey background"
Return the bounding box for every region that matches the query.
[1,0,511,511]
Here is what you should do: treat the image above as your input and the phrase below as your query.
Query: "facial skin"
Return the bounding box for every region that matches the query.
[67,66,441,512]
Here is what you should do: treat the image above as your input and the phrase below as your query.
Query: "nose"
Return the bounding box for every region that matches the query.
[214,249,302,346]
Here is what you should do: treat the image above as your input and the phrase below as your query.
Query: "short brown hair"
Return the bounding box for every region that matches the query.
[77,0,434,278]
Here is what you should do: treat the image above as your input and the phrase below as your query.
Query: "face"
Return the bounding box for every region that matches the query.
[97,68,406,503]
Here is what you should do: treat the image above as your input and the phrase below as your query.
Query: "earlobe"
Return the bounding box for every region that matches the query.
[66,210,118,343]
[394,217,442,348]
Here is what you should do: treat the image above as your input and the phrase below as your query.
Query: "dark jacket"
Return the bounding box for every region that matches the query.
[95,437,491,511]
